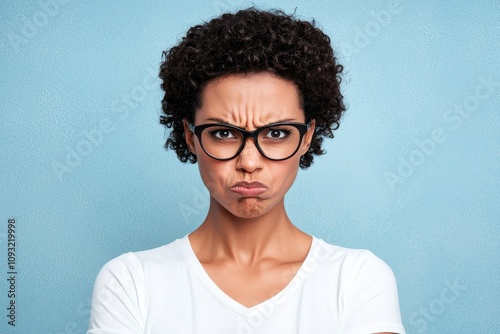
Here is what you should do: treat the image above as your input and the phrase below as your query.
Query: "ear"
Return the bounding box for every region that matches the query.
[301,119,316,154]
[183,119,197,154]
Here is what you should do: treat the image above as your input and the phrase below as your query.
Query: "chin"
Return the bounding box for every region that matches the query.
[230,198,268,219]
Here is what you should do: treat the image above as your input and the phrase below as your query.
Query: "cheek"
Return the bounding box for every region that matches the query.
[273,158,301,191]
[196,156,228,194]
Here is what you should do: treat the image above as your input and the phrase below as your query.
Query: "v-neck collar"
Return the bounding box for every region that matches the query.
[178,235,317,316]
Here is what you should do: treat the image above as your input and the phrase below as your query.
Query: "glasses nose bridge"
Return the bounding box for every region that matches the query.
[240,128,263,151]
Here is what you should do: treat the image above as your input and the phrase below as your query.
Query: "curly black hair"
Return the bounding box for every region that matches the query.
[159,8,346,169]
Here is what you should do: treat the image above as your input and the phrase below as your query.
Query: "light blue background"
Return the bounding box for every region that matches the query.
[1,0,499,333]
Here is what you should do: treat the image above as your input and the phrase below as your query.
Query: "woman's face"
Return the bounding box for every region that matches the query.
[184,72,315,219]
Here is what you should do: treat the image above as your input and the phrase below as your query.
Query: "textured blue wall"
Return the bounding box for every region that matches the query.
[1,0,498,333]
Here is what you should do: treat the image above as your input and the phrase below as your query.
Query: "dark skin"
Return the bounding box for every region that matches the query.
[185,73,395,334]
[185,72,314,307]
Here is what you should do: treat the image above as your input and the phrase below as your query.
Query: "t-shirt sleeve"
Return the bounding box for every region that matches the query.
[341,251,406,334]
[87,253,145,334]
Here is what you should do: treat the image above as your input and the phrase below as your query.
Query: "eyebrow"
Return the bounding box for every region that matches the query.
[204,118,299,126]
[205,118,231,124]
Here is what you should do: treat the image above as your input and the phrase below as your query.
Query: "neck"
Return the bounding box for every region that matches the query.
[189,197,305,265]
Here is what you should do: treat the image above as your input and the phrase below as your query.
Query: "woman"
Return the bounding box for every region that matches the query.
[88,8,405,334]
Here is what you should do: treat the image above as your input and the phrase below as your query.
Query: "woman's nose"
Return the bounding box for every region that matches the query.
[235,138,264,172]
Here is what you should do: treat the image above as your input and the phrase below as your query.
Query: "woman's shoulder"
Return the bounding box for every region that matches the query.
[311,237,382,260]
[134,236,187,264]
[96,235,189,278]
[310,237,396,279]
[309,238,404,334]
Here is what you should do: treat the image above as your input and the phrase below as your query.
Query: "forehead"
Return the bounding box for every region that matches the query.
[195,72,304,127]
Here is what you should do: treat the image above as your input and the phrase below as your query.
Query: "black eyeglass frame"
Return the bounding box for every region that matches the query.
[188,121,311,161]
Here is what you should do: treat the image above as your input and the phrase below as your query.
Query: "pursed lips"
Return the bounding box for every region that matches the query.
[230,181,267,197]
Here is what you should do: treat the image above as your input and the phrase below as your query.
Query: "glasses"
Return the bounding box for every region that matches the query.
[188,122,311,161]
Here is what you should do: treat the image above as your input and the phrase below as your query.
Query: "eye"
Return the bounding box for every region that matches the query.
[208,128,237,140]
[265,128,292,139]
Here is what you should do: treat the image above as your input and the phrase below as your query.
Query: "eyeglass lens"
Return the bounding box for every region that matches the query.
[200,124,303,160]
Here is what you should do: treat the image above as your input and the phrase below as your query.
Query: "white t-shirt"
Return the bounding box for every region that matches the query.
[87,236,405,334]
